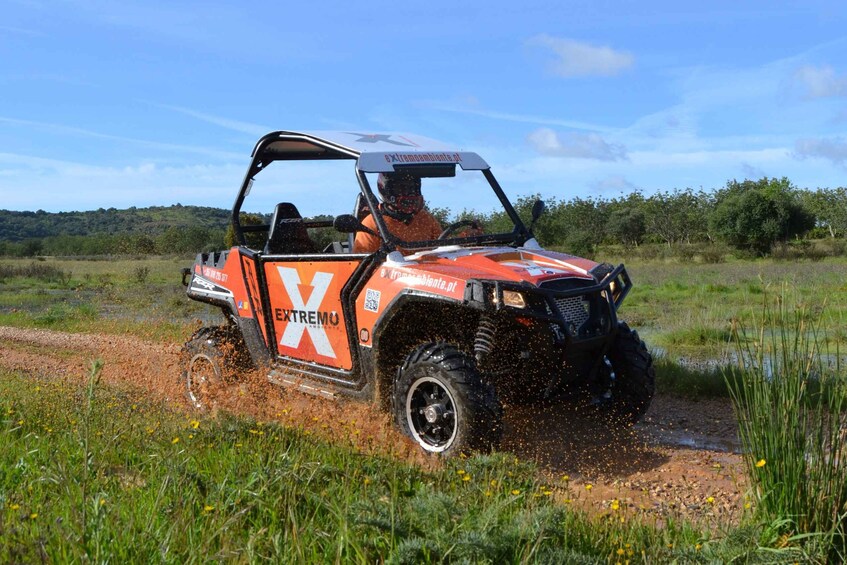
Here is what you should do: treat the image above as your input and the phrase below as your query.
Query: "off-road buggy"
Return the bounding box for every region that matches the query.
[181,130,654,455]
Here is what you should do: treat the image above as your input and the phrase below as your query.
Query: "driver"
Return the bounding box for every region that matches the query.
[353,172,443,254]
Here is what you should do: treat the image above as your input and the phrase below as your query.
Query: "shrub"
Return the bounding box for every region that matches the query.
[0,262,71,285]
[132,266,150,284]
[725,295,846,561]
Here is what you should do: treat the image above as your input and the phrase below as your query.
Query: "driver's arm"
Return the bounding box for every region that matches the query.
[353,214,381,253]
[420,210,443,240]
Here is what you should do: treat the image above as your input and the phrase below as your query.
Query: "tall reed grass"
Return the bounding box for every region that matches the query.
[726,293,846,560]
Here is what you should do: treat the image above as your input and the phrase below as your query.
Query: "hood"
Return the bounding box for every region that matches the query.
[395,246,599,286]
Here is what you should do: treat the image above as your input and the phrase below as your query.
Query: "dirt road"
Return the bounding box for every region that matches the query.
[0,326,748,523]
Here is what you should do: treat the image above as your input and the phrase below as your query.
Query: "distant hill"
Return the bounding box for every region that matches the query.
[0,205,233,242]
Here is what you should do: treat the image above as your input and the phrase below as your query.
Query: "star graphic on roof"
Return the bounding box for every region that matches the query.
[346,133,417,147]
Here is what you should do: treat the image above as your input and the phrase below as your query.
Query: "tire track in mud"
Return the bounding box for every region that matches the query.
[0,326,747,523]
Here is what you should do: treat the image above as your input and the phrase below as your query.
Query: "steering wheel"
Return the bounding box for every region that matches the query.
[438,219,482,240]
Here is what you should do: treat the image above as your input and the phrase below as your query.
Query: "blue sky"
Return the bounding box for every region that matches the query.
[1,0,846,215]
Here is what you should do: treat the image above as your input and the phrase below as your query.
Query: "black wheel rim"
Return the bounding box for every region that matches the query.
[187,354,220,410]
[405,375,458,452]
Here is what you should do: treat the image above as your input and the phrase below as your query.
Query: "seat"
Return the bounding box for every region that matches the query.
[348,193,371,251]
[264,202,317,255]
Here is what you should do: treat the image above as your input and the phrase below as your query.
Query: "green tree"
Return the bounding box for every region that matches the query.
[226,213,266,249]
[800,187,847,239]
[607,207,646,247]
[709,177,814,254]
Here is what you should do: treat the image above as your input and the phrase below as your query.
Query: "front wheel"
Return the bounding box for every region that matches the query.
[393,343,502,455]
[604,322,655,423]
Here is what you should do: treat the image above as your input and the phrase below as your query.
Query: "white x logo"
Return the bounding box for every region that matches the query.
[276,267,337,359]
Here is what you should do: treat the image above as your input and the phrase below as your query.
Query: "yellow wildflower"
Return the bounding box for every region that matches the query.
[706,496,715,504]
[611,499,620,511]
[30,513,37,520]
[755,459,766,468]
[585,484,593,491]
[511,489,521,495]
[190,420,200,429]
[203,505,215,513]
[10,503,20,510]
[462,474,471,482]
[171,437,180,444]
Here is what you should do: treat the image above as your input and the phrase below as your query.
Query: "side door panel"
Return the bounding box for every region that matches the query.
[240,253,270,344]
[263,260,360,371]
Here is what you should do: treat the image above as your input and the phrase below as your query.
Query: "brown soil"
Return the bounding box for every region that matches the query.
[0,326,749,524]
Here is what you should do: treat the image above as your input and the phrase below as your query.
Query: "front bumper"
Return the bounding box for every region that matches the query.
[463,263,632,343]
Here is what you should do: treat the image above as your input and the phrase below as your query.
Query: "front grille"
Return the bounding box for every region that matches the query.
[553,296,590,328]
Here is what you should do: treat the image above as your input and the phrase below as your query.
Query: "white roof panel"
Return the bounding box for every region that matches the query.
[299,130,456,154]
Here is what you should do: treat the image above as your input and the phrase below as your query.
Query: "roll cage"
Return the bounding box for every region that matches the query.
[230,130,533,253]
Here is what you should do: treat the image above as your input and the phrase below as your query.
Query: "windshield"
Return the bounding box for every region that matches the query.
[357,167,527,253]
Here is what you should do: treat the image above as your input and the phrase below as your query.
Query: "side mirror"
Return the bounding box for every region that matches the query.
[531,199,546,223]
[528,199,545,233]
[333,214,377,236]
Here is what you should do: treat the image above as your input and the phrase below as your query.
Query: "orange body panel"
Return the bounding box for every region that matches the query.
[355,247,599,346]
[192,248,254,319]
[263,260,361,370]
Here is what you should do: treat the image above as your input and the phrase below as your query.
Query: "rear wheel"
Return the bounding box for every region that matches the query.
[182,326,244,411]
[393,342,502,455]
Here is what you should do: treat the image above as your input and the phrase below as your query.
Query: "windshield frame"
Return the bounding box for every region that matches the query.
[354,167,532,252]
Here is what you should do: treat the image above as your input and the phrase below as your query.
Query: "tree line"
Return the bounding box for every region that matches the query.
[480,177,846,257]
[1,177,845,258]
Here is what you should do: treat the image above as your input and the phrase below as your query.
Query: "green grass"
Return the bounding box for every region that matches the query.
[612,257,847,363]
[656,326,735,348]
[0,366,821,563]
[0,257,216,342]
[654,357,733,399]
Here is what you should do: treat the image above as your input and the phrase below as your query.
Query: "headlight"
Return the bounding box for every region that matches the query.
[493,289,527,309]
[608,279,619,302]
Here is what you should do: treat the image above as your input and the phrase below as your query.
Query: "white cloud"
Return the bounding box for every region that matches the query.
[793,65,847,98]
[527,128,627,161]
[0,25,45,37]
[0,152,245,211]
[528,35,634,78]
[152,104,269,136]
[591,175,638,194]
[421,100,615,133]
[0,115,244,160]
[794,137,847,166]
[741,162,766,179]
